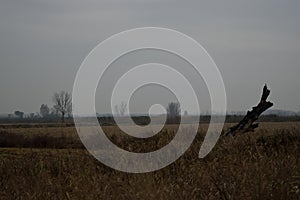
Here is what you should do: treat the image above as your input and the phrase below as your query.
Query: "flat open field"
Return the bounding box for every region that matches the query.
[0,122,299,199]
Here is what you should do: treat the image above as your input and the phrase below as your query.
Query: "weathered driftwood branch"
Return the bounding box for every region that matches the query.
[225,84,274,136]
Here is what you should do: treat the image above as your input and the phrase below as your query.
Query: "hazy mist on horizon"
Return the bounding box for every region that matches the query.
[0,0,299,114]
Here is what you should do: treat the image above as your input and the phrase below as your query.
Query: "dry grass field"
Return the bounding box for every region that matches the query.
[0,122,299,199]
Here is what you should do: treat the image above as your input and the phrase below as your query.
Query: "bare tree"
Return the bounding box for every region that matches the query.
[114,101,127,116]
[40,104,50,118]
[52,91,72,123]
[29,113,35,119]
[166,102,181,118]
[184,110,188,116]
[14,111,24,119]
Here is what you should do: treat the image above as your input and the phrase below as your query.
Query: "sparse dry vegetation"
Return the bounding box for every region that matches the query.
[0,122,299,199]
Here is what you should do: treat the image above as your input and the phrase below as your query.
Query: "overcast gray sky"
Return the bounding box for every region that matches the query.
[0,0,299,114]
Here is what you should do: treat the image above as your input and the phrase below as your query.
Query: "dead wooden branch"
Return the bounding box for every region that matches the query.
[225,84,274,137]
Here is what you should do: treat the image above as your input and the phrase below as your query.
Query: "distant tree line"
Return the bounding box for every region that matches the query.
[12,91,72,123]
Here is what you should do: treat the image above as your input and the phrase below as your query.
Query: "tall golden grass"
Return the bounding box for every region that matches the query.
[0,122,299,199]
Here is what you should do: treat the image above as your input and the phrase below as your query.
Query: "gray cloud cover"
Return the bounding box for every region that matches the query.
[0,0,299,113]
